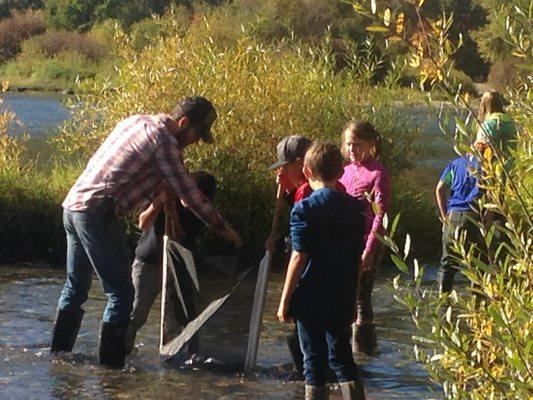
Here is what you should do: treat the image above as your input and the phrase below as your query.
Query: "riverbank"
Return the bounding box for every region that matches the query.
[5,81,75,94]
[0,83,449,266]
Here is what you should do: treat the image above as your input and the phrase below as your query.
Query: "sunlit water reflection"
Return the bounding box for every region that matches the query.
[0,265,443,399]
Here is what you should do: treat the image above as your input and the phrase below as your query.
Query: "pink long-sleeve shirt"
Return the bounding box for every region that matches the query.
[339,159,391,254]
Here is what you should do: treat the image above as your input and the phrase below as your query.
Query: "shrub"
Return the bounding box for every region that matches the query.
[50,15,429,254]
[0,84,27,171]
[0,9,47,63]
[350,1,533,399]
[0,86,66,263]
[0,26,116,90]
[129,8,191,51]
[30,30,108,61]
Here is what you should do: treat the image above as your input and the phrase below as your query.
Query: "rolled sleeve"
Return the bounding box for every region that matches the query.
[154,142,226,234]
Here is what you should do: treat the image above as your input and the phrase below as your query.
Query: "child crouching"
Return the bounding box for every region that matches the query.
[277,142,366,400]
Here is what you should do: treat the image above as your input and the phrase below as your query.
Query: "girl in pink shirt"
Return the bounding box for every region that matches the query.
[339,121,391,355]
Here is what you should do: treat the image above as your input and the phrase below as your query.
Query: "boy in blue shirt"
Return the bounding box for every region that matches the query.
[277,142,366,400]
[435,154,481,294]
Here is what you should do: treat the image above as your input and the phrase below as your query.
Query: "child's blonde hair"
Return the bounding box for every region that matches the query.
[342,121,382,159]
[478,90,504,121]
[304,142,343,182]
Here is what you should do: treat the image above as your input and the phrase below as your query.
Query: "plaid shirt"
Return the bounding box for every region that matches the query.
[63,114,226,233]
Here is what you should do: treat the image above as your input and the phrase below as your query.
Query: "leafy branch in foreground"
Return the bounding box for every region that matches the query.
[350,1,533,399]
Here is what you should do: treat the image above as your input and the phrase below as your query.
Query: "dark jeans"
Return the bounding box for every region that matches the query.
[438,210,480,293]
[356,245,384,324]
[297,317,360,386]
[59,201,133,324]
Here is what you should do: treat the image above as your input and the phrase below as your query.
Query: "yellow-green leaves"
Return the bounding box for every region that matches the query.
[396,12,405,36]
[384,8,392,27]
[366,25,390,33]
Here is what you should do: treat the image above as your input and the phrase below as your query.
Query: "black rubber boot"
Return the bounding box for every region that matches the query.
[50,306,84,352]
[286,332,304,380]
[352,323,377,356]
[124,324,137,356]
[98,321,128,368]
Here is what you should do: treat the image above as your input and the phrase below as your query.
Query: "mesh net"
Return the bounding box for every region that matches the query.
[160,237,259,370]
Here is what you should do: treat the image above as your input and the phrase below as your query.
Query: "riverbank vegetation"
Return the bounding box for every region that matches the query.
[0,16,443,262]
[0,2,528,262]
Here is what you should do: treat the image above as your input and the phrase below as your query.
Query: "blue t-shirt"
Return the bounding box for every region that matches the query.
[289,188,365,322]
[439,155,480,213]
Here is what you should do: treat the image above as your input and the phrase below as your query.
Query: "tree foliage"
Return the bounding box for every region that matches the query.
[0,0,44,19]
[471,0,532,62]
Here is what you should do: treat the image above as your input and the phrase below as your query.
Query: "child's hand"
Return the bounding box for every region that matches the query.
[277,302,292,324]
[221,225,243,248]
[361,251,374,272]
[265,232,279,252]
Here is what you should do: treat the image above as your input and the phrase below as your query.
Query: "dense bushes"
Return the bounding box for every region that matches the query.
[0,9,46,63]
[2,1,522,92]
[30,30,108,59]
[49,18,437,257]
[1,27,113,90]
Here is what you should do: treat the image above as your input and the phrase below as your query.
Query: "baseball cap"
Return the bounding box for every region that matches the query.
[269,135,312,170]
[174,96,217,143]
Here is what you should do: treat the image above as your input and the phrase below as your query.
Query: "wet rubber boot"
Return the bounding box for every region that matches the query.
[286,333,304,380]
[352,322,377,355]
[124,325,137,356]
[51,306,84,352]
[305,385,329,400]
[339,378,366,400]
[98,321,128,368]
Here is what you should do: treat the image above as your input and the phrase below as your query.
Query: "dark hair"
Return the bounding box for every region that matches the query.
[190,170,216,200]
[304,142,343,182]
[478,90,505,121]
[169,96,217,142]
[342,120,382,158]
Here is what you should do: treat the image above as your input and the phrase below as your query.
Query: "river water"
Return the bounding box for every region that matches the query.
[1,93,446,399]
[1,92,71,137]
[0,264,442,400]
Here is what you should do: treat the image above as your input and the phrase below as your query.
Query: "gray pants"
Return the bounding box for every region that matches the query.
[130,258,181,338]
[438,210,481,294]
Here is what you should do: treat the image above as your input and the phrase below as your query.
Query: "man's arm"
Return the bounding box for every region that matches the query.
[155,142,242,247]
[435,180,449,222]
[277,250,308,323]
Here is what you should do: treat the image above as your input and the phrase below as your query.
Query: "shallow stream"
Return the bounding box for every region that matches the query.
[0,264,442,400]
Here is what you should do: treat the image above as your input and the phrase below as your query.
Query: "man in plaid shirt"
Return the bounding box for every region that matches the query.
[51,96,242,368]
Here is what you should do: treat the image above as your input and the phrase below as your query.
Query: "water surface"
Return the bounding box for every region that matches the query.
[0,265,442,400]
[1,92,71,137]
